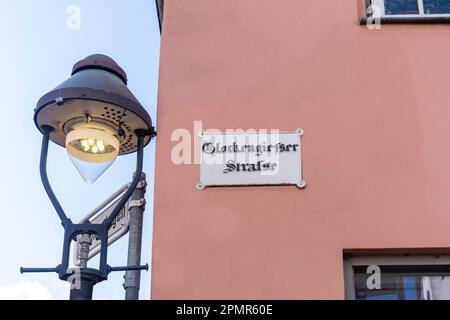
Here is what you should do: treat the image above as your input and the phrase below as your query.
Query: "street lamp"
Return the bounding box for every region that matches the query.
[21,54,156,300]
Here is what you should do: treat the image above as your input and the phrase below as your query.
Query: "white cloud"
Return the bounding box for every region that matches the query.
[0,281,54,300]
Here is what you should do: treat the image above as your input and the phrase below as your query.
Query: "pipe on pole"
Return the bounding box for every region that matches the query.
[123,173,146,300]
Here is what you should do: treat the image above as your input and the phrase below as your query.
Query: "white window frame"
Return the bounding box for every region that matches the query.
[371,0,450,17]
[344,254,450,300]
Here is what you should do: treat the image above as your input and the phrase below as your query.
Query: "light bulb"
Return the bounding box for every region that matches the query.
[97,140,105,152]
[66,125,120,183]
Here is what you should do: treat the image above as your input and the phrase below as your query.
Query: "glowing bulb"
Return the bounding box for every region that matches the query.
[97,140,105,152]
[66,125,120,184]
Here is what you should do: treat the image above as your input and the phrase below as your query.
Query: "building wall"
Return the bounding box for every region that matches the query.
[151,0,450,299]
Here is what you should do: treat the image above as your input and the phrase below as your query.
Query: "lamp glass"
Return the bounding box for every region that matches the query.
[66,124,120,183]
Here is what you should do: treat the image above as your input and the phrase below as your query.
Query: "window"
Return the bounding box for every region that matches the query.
[371,0,450,16]
[344,255,450,300]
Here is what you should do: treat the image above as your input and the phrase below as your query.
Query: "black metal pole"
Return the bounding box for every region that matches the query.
[40,126,71,228]
[103,132,145,229]
[69,272,96,300]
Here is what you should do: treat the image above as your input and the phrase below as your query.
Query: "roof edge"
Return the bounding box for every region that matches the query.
[156,0,163,33]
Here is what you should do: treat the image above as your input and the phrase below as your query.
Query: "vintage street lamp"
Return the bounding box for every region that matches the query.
[21,54,156,300]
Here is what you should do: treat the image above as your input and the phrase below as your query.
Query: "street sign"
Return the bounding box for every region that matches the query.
[197,129,306,189]
[73,197,130,266]
[90,198,130,252]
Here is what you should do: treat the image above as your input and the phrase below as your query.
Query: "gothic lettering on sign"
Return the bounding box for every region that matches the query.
[198,130,305,189]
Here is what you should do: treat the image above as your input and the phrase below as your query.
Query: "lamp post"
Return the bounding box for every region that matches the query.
[20,54,156,300]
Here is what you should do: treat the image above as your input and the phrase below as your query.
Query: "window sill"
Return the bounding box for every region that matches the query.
[360,15,450,25]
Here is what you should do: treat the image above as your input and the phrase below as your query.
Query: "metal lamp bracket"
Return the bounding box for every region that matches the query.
[19,128,150,282]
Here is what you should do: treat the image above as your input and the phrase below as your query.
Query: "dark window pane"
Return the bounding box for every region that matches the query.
[423,0,450,14]
[353,265,450,300]
[403,276,419,300]
[384,0,420,14]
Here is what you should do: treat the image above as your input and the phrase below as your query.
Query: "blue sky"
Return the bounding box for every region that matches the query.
[0,1,160,299]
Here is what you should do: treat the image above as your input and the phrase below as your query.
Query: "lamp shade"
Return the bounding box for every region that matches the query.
[34,54,153,156]
[34,54,153,182]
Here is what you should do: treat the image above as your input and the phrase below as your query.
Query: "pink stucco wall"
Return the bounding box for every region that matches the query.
[151,0,450,299]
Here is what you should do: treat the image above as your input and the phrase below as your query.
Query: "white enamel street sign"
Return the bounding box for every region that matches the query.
[197,129,305,189]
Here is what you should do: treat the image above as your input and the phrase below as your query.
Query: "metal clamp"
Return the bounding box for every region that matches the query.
[128,198,146,210]
[136,179,147,190]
